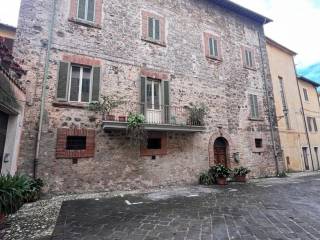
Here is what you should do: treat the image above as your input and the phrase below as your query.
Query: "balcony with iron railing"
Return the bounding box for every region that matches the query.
[102,102,206,132]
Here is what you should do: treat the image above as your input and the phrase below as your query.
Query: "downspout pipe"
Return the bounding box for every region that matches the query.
[293,65,314,171]
[258,20,279,175]
[34,0,57,179]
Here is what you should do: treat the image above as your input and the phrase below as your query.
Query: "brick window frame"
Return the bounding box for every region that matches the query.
[56,128,95,159]
[141,10,166,46]
[140,132,167,156]
[241,46,256,70]
[69,0,103,28]
[203,32,222,61]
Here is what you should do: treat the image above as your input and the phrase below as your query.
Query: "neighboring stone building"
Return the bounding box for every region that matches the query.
[0,39,26,175]
[297,76,320,171]
[0,23,16,52]
[14,0,283,193]
[267,37,320,172]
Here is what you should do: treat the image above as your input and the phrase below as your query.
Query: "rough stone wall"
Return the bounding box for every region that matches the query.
[14,0,284,193]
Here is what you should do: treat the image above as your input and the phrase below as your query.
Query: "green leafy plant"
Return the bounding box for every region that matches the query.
[126,113,147,146]
[233,166,251,176]
[199,172,215,185]
[277,171,288,178]
[186,103,208,126]
[88,95,123,119]
[0,175,44,216]
[209,165,231,178]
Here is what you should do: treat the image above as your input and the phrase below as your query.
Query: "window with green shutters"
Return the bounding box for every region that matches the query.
[77,0,95,22]
[242,47,255,69]
[249,94,259,119]
[148,17,160,41]
[56,61,100,103]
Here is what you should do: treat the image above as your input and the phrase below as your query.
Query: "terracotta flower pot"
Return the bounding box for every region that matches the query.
[235,175,247,182]
[216,177,227,185]
[105,115,115,121]
[118,116,126,122]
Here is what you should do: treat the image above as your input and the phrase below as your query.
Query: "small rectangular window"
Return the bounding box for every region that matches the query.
[307,117,313,132]
[209,38,218,58]
[66,136,87,150]
[243,48,254,68]
[255,139,263,148]
[249,94,259,119]
[303,88,309,101]
[77,0,95,22]
[147,138,162,149]
[148,17,160,41]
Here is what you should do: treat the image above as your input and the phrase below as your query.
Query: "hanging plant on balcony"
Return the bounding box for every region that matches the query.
[88,95,123,121]
[127,113,147,146]
[186,102,208,126]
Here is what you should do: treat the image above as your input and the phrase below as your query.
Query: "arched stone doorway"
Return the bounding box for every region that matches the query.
[213,137,229,167]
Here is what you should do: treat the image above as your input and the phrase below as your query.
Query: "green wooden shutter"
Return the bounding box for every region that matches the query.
[56,61,70,101]
[163,80,170,123]
[148,17,154,39]
[254,95,259,118]
[91,66,101,102]
[155,19,160,40]
[140,77,146,114]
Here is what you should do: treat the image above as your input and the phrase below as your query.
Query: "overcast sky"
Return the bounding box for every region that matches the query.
[0,0,319,82]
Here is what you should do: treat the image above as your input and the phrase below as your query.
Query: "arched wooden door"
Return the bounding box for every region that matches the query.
[214,137,228,167]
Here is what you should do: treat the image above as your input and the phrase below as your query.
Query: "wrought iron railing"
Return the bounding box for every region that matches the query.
[106,102,204,126]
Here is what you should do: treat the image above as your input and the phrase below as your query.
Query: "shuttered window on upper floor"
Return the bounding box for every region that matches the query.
[56,61,100,103]
[242,47,255,69]
[303,88,309,101]
[249,94,259,119]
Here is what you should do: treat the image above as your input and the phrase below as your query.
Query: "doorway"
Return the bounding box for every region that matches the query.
[214,137,229,167]
[302,147,310,171]
[0,111,9,172]
[146,78,162,124]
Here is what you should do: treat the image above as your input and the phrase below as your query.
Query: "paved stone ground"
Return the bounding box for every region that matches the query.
[50,174,320,240]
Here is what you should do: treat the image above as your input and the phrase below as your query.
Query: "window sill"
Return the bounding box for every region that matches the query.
[52,101,89,109]
[68,18,101,29]
[244,65,256,71]
[141,38,166,47]
[248,117,264,122]
[206,56,222,63]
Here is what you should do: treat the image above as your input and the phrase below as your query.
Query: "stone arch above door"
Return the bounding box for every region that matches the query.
[208,128,234,167]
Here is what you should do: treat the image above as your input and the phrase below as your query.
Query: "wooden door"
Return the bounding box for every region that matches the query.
[0,111,9,171]
[214,137,228,167]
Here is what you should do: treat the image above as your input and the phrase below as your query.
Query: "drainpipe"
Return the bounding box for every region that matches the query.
[257,22,279,175]
[293,65,315,171]
[34,0,57,178]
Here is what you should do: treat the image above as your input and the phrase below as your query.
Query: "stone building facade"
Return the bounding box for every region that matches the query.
[14,0,284,193]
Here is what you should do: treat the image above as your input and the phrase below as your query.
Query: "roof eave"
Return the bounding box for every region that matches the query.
[213,0,272,24]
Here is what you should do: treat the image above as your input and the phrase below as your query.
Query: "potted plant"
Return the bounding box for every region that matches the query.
[127,113,146,146]
[199,171,214,185]
[185,103,208,126]
[209,164,231,185]
[233,166,251,182]
[88,95,123,121]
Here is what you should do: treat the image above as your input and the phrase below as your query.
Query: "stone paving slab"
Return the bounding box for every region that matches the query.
[50,175,320,240]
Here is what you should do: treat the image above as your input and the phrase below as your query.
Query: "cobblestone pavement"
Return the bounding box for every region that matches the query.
[51,174,320,240]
